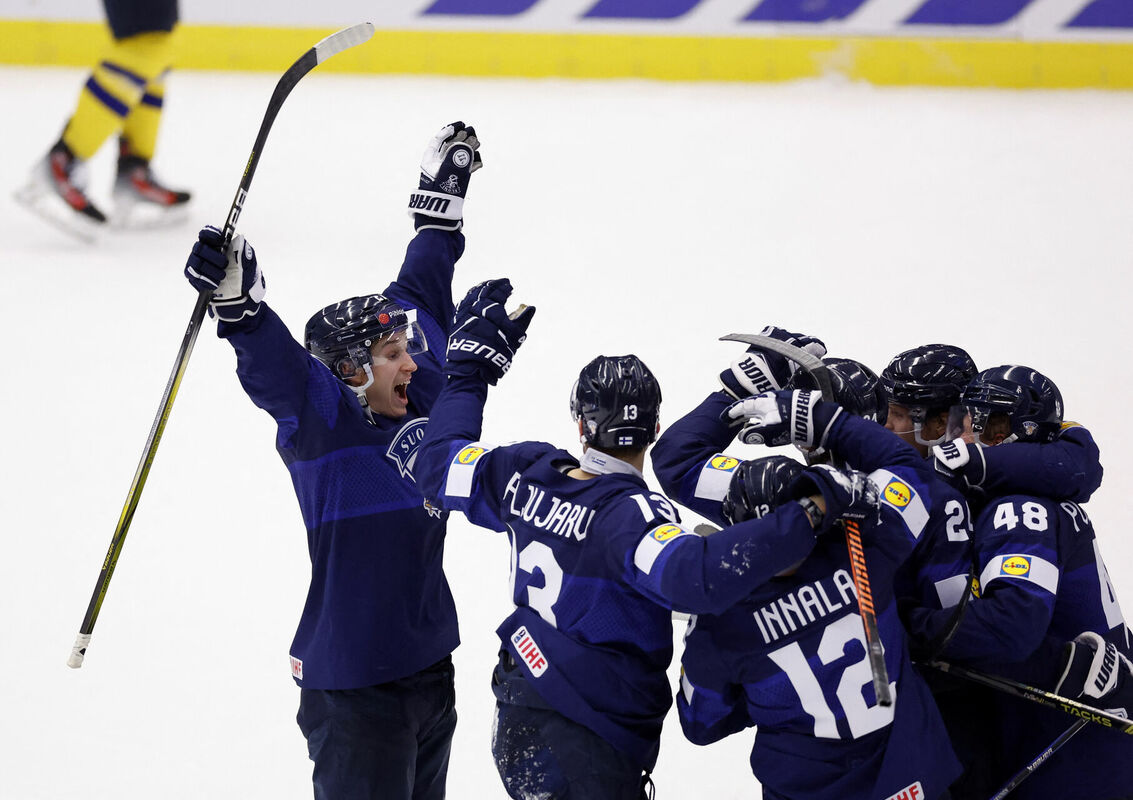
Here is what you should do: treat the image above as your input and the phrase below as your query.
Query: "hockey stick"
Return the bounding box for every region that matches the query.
[67,22,375,669]
[930,660,1133,734]
[720,333,892,707]
[987,719,1088,800]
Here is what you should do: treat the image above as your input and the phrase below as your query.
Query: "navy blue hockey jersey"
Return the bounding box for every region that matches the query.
[415,378,838,768]
[909,492,1133,799]
[215,228,463,689]
[677,512,961,800]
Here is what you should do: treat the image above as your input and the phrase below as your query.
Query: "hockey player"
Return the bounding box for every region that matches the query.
[880,343,1103,503]
[413,306,884,799]
[182,123,482,800]
[653,337,977,796]
[16,0,190,238]
[676,456,962,800]
[902,365,1133,800]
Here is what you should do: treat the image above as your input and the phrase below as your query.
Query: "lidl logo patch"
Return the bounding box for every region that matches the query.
[652,524,684,542]
[457,446,486,464]
[709,455,740,471]
[1002,556,1032,576]
[884,479,913,508]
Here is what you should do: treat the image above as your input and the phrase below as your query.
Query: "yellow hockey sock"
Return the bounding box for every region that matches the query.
[61,31,175,161]
[121,76,166,162]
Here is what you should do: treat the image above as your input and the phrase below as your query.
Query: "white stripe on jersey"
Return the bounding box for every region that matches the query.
[693,453,742,502]
[869,468,929,541]
[981,554,1059,596]
[634,522,695,575]
[934,574,971,609]
[444,441,495,499]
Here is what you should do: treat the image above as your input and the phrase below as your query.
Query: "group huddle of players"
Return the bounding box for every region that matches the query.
[185,120,1130,800]
[417,309,1133,800]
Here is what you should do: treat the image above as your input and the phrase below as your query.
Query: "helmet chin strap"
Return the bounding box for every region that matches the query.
[349,364,375,406]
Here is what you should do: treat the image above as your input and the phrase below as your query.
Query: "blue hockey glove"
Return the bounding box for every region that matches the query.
[932,438,987,493]
[719,326,827,401]
[409,121,482,232]
[184,226,266,322]
[790,464,880,534]
[726,390,842,449]
[1055,631,1133,717]
[446,278,535,385]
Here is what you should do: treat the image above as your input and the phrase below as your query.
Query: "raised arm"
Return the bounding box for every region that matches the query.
[415,278,536,510]
[389,122,483,331]
[185,226,319,423]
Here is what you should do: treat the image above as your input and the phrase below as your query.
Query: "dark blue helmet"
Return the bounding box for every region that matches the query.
[570,355,661,451]
[722,455,805,524]
[881,344,978,415]
[961,365,1063,444]
[788,357,888,426]
[305,294,426,382]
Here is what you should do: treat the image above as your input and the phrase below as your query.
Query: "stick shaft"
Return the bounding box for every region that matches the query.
[68,23,375,669]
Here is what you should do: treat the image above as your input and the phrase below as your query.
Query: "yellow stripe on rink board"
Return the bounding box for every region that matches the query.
[1,19,1131,89]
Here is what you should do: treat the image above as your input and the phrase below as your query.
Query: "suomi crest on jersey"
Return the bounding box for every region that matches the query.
[386,417,429,480]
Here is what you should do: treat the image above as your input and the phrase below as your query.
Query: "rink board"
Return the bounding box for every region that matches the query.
[0,8,1131,88]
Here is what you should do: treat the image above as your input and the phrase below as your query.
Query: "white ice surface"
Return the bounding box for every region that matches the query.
[1,65,1132,799]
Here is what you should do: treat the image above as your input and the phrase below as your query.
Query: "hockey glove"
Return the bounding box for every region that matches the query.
[184,225,266,322]
[790,465,880,534]
[446,278,536,386]
[726,390,842,449]
[409,121,482,232]
[932,438,987,494]
[719,326,827,401]
[1054,631,1133,717]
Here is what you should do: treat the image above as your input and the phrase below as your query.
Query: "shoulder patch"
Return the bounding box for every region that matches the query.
[980,553,1059,595]
[444,440,495,499]
[869,468,929,540]
[693,452,741,502]
[634,522,694,575]
[386,417,429,481]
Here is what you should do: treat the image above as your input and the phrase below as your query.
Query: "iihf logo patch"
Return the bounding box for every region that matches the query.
[290,656,304,680]
[386,417,429,481]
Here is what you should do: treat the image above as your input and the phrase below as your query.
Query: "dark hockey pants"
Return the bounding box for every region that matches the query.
[297,655,457,800]
[491,651,654,800]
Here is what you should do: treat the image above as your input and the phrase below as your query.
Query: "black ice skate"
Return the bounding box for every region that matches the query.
[112,139,192,229]
[13,140,107,243]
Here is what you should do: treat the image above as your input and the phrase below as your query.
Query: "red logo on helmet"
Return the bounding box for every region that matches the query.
[378,313,391,325]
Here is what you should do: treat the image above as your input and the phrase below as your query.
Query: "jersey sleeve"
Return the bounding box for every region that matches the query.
[383,228,464,341]
[620,495,819,615]
[676,666,753,746]
[826,412,930,478]
[218,303,329,426]
[980,424,1103,503]
[906,495,1060,667]
[651,391,743,525]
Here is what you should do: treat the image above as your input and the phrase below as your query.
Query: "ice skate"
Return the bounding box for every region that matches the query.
[13,141,106,243]
[112,139,192,229]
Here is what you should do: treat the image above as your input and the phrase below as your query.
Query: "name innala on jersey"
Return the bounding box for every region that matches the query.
[503,473,595,541]
[752,569,858,645]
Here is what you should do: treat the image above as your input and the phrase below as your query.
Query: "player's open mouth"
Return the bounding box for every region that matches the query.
[395,381,409,402]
